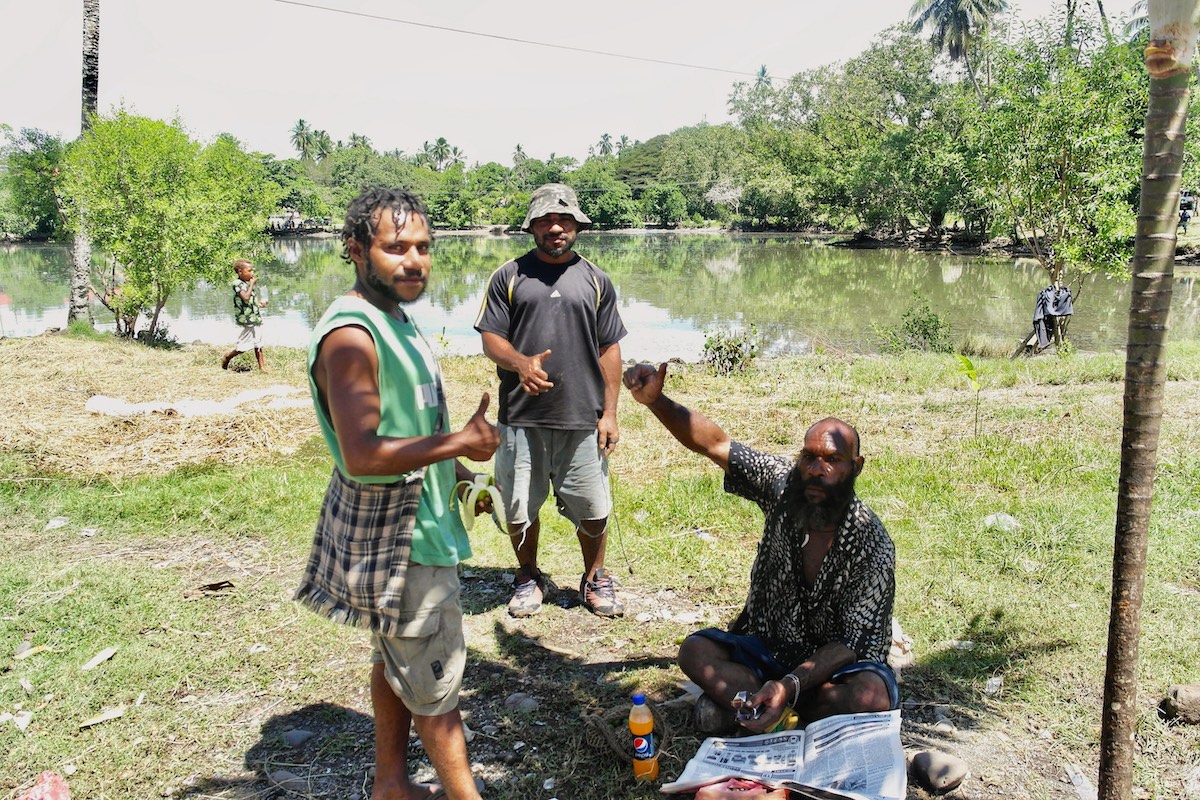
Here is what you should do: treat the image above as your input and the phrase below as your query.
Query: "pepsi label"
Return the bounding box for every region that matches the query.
[633,734,655,759]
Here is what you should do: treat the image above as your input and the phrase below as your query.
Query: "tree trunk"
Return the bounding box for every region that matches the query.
[69,0,100,325]
[1098,51,1193,800]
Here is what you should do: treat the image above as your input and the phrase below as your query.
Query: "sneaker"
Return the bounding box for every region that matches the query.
[694,694,737,736]
[580,567,624,617]
[507,566,546,618]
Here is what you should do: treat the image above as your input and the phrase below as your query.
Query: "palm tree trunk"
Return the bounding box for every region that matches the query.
[69,0,100,325]
[1098,14,1197,794]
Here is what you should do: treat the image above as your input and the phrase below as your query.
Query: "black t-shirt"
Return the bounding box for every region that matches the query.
[474,251,627,429]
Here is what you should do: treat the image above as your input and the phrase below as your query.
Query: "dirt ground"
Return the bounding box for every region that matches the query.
[7,334,1195,799]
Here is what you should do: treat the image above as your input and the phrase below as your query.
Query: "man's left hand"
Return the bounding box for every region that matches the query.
[739,680,791,733]
[597,415,619,456]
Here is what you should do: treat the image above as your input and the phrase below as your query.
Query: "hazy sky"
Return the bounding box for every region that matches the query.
[3,0,1135,166]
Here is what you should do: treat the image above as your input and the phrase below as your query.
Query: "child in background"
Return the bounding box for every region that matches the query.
[221,258,268,371]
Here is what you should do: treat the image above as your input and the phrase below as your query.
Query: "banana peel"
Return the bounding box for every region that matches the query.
[451,474,507,532]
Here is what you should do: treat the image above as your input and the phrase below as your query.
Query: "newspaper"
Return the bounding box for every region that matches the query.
[661,710,905,800]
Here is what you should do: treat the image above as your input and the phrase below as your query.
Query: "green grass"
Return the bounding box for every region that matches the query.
[2,339,1200,798]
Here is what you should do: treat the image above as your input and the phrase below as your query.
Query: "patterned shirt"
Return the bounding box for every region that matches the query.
[233,279,262,326]
[725,441,895,667]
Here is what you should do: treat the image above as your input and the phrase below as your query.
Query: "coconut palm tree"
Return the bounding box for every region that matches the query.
[290,119,315,160]
[513,143,527,164]
[1100,8,1200,799]
[617,135,631,154]
[432,137,451,171]
[449,146,466,167]
[909,0,1008,101]
[597,133,613,156]
[68,0,100,325]
[1123,0,1148,40]
[313,130,334,161]
[754,64,771,88]
[347,132,372,150]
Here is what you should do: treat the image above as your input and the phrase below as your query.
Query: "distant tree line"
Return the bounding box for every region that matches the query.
[3,4,1195,287]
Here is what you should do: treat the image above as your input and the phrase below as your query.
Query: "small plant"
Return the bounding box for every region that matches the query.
[702,324,761,376]
[1055,339,1075,359]
[874,293,954,354]
[957,354,982,437]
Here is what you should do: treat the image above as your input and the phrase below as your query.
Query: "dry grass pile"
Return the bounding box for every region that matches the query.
[0,335,320,477]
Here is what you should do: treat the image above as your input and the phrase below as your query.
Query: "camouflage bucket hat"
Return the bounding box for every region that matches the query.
[521,183,592,231]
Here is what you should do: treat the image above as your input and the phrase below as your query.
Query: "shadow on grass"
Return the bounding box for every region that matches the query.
[898,608,1075,733]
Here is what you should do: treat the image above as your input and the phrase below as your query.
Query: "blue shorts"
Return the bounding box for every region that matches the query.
[689,627,900,710]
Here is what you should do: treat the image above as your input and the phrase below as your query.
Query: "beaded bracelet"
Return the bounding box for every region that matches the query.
[782,673,801,708]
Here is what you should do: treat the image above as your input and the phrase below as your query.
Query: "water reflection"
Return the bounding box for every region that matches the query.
[3,235,1198,360]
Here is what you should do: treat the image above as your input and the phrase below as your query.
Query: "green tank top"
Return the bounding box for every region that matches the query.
[308,295,470,566]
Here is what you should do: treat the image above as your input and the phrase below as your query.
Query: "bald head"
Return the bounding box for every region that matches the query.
[805,417,861,460]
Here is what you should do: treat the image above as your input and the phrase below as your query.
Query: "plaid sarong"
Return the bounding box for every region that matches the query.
[295,466,425,637]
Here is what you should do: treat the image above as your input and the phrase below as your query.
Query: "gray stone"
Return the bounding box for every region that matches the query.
[505,692,540,712]
[281,729,315,747]
[268,769,307,792]
[911,750,969,794]
[933,705,951,719]
[1163,684,1200,724]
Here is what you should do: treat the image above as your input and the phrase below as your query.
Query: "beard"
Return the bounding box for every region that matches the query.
[535,231,575,259]
[363,252,422,304]
[782,470,857,532]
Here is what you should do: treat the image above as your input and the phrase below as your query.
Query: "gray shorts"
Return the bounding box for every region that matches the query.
[369,564,465,717]
[234,324,263,352]
[495,424,611,529]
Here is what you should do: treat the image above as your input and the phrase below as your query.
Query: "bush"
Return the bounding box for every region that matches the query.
[702,324,761,375]
[874,294,954,354]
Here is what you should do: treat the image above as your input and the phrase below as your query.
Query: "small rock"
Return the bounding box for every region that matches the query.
[14,710,33,731]
[499,750,517,764]
[635,612,654,623]
[933,705,951,719]
[514,741,526,750]
[504,692,530,709]
[462,723,475,743]
[1163,684,1200,724]
[44,517,69,531]
[948,640,975,650]
[984,676,1003,696]
[543,778,555,790]
[482,724,499,736]
[268,770,306,792]
[911,750,969,793]
[281,729,315,747]
[983,512,1020,532]
[933,719,955,735]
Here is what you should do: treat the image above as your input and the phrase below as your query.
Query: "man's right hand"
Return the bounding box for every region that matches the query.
[458,394,499,461]
[518,349,554,395]
[623,362,667,405]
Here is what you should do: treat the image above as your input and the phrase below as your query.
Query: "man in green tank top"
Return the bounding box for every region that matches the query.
[297,188,497,800]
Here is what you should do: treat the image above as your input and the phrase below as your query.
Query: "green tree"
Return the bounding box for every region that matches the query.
[347,132,372,150]
[909,0,1008,101]
[659,123,747,220]
[290,119,315,160]
[597,133,614,156]
[313,130,334,161]
[641,184,687,227]
[1101,3,1200,798]
[60,113,281,339]
[970,19,1143,284]
[1,128,67,240]
[566,157,638,227]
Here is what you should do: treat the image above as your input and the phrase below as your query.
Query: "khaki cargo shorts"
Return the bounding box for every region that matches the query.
[370,564,465,717]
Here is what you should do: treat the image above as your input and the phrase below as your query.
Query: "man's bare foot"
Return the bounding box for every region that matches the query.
[372,780,459,800]
[221,353,233,369]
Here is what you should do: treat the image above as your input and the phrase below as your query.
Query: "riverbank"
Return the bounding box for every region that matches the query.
[2,332,1199,799]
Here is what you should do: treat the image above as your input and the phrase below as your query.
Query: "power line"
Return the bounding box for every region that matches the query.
[272,0,758,78]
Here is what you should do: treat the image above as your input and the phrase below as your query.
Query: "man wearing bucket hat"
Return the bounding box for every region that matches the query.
[474,183,628,618]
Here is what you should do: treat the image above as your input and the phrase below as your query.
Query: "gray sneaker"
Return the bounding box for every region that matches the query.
[580,567,624,617]
[507,567,547,618]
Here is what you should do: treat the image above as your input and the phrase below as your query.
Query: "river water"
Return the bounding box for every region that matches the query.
[3,233,1199,361]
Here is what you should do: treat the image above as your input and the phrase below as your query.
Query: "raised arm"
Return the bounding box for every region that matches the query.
[315,325,498,476]
[480,330,554,396]
[622,362,731,472]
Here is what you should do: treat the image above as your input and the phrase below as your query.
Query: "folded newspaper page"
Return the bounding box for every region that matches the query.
[661,709,905,800]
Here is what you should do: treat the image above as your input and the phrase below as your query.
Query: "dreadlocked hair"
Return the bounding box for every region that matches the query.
[340,187,430,263]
